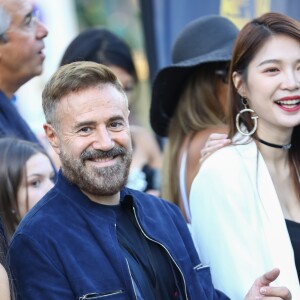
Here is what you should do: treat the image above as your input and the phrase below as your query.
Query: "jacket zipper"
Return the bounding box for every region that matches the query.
[115,224,138,300]
[79,289,123,299]
[125,257,138,300]
[132,207,189,300]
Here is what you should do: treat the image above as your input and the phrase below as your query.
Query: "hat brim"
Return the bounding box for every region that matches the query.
[150,42,233,137]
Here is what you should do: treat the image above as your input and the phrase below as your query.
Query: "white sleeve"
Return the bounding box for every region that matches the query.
[190,151,271,300]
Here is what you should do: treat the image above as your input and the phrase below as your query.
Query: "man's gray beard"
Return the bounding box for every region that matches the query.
[59,147,132,196]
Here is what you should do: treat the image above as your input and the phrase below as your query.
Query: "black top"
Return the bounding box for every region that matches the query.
[115,202,183,300]
[286,219,300,280]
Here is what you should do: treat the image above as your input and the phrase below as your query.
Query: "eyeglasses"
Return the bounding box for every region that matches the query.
[0,8,42,41]
[22,9,41,30]
[215,67,229,84]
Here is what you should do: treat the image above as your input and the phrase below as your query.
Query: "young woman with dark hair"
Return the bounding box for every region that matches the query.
[0,137,54,240]
[150,15,238,222]
[191,12,300,299]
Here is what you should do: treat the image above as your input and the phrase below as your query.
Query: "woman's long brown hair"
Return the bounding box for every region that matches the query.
[227,12,300,200]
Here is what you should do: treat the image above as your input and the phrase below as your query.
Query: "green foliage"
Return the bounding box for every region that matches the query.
[74,0,143,51]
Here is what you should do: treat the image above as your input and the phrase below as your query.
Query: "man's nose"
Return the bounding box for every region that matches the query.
[36,20,48,39]
[92,128,114,151]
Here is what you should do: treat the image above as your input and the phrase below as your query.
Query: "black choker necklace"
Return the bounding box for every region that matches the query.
[256,138,292,150]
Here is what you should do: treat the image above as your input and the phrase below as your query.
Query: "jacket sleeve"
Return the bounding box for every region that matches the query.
[8,233,74,300]
[190,150,271,299]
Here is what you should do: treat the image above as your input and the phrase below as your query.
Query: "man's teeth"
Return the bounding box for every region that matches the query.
[92,157,113,162]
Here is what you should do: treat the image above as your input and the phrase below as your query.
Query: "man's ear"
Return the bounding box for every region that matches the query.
[232,71,246,97]
[43,123,61,155]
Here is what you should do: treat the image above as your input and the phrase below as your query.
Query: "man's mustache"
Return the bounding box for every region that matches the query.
[80,147,127,161]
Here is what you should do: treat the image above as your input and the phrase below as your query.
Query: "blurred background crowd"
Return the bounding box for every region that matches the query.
[1,0,300,298]
[16,0,300,142]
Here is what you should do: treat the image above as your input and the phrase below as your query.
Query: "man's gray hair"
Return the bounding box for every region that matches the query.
[0,5,11,42]
[42,61,127,129]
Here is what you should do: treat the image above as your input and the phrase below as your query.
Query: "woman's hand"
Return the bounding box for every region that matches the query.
[200,133,231,165]
[245,268,292,300]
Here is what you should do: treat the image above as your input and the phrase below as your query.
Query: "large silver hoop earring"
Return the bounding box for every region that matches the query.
[235,97,258,136]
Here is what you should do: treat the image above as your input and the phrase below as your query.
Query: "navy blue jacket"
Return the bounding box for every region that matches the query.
[0,91,57,177]
[8,171,228,299]
[0,91,40,143]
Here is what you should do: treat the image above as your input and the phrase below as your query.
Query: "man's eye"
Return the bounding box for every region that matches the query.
[110,122,123,128]
[79,127,92,133]
[24,13,33,26]
[23,9,39,28]
[24,17,32,26]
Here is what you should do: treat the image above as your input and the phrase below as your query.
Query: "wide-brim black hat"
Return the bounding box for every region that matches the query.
[150,15,239,137]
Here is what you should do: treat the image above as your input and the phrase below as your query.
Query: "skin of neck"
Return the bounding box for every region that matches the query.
[0,68,36,99]
[0,79,22,99]
[255,126,292,165]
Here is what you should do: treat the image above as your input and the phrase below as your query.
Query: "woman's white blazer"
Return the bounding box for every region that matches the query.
[190,139,300,300]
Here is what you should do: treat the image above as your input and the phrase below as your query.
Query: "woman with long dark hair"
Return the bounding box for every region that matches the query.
[190,12,300,299]
[150,15,238,223]
[0,137,54,240]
